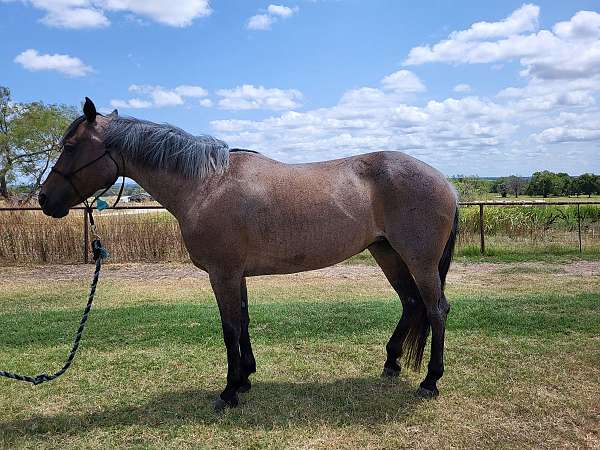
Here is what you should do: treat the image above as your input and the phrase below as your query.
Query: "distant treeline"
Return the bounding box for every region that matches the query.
[451,172,600,200]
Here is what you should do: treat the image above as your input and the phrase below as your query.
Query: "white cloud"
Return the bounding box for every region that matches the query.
[403,5,600,82]
[101,0,212,27]
[210,71,516,167]
[553,10,600,41]
[110,98,152,109]
[533,127,600,144]
[211,6,600,174]
[449,3,539,41]
[199,98,213,107]
[381,70,426,93]
[40,6,110,28]
[267,4,297,18]
[209,62,600,174]
[247,14,274,31]
[8,0,212,29]
[453,83,472,93]
[14,49,93,77]
[247,3,298,31]
[111,84,209,109]
[216,85,303,110]
[174,85,209,97]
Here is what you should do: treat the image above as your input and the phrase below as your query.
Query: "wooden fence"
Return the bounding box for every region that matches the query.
[459,200,600,254]
[1,201,599,263]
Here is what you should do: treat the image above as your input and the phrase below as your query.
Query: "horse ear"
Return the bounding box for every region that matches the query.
[108,109,118,118]
[83,97,97,122]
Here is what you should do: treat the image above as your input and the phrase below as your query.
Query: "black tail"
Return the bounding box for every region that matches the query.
[402,206,458,371]
[439,206,459,290]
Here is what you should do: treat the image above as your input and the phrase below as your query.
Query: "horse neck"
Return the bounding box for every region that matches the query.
[121,157,200,219]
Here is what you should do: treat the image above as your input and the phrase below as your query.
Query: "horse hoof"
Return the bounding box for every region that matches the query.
[417,386,439,398]
[381,367,400,378]
[238,381,251,393]
[213,396,237,412]
[213,397,228,412]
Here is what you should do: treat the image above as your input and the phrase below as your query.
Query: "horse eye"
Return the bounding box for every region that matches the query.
[64,144,76,153]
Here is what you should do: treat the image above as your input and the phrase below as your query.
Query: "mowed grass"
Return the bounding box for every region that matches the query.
[0,262,598,448]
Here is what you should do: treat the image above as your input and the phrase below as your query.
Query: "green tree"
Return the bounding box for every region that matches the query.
[526,171,561,198]
[574,173,599,198]
[555,172,572,196]
[505,175,527,197]
[0,87,76,201]
[450,175,492,201]
[490,177,507,197]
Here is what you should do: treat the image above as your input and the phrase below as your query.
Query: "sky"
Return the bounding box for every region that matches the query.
[1,0,599,176]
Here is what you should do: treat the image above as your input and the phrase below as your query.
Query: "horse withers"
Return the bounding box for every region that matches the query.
[39,98,458,410]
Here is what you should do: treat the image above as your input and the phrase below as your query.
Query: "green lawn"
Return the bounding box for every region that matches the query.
[0,262,598,448]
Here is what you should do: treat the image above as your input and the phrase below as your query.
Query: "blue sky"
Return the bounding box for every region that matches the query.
[1,0,599,176]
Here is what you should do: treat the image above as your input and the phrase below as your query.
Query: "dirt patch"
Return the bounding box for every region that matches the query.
[0,260,597,284]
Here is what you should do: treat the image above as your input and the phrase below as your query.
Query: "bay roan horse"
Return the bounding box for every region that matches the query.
[39,98,458,411]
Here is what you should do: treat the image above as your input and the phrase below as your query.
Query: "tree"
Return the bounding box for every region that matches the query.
[505,175,528,197]
[574,173,599,198]
[450,175,493,201]
[0,86,76,201]
[526,171,561,198]
[555,172,572,196]
[490,177,507,197]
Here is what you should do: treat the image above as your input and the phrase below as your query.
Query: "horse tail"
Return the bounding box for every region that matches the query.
[402,299,430,371]
[403,205,458,371]
[439,206,459,290]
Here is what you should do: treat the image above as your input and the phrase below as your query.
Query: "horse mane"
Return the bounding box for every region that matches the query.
[103,116,230,179]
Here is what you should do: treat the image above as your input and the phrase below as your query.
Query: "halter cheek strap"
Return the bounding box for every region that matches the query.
[50,150,126,222]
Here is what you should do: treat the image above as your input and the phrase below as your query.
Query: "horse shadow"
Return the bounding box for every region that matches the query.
[0,376,424,442]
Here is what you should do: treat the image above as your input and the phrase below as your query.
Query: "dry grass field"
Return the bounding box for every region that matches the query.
[0,260,598,448]
[1,204,599,264]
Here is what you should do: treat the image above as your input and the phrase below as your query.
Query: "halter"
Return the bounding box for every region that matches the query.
[50,149,126,231]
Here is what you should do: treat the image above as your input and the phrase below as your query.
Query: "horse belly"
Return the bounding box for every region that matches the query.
[245,198,377,275]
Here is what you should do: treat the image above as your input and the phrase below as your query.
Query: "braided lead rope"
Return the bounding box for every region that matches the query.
[0,240,108,386]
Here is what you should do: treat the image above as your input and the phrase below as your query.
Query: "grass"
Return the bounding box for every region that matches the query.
[0,261,598,448]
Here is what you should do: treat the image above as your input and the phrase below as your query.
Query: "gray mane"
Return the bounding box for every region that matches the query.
[103,116,230,179]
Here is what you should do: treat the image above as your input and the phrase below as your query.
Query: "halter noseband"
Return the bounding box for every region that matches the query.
[50,149,126,226]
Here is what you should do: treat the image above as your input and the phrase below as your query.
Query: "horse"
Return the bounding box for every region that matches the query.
[39,98,458,411]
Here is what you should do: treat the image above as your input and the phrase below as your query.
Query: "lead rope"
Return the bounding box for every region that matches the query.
[0,209,109,386]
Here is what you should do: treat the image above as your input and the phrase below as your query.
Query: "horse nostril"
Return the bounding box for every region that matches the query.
[38,193,47,207]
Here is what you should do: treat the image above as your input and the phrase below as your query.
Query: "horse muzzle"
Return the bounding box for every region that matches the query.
[38,192,69,218]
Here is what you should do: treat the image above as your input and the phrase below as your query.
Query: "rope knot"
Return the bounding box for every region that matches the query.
[91,239,109,261]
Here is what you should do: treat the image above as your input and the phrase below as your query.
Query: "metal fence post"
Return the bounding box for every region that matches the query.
[479,203,485,255]
[83,209,89,264]
[577,203,582,253]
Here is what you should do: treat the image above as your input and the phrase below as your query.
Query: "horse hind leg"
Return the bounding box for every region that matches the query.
[368,241,430,378]
[409,265,449,397]
[238,278,256,393]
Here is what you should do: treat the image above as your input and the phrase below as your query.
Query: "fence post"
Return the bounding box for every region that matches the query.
[479,203,485,255]
[83,209,89,264]
[577,204,582,253]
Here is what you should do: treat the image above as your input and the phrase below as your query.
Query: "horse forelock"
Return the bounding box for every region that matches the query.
[102,116,230,179]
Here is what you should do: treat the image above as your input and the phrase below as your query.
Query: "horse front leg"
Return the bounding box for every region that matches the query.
[210,271,244,411]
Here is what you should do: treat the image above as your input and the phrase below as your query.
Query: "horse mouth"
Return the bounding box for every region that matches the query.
[41,205,69,219]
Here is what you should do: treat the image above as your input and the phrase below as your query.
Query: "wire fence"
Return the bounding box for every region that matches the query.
[0,201,599,264]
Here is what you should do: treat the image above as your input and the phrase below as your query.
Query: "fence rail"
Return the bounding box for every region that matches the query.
[1,201,599,263]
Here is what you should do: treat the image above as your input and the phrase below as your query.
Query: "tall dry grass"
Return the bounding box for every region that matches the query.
[0,209,188,264]
[0,204,599,265]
